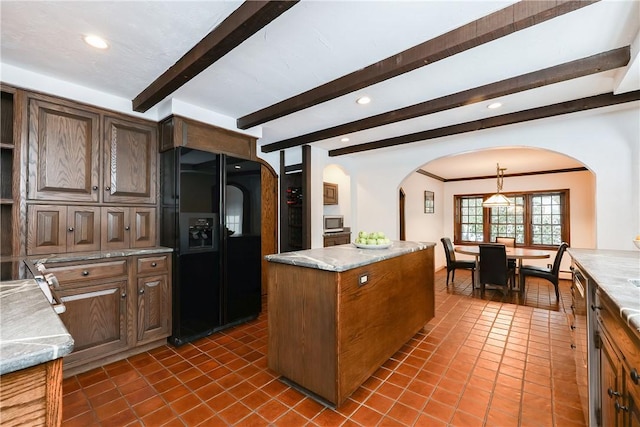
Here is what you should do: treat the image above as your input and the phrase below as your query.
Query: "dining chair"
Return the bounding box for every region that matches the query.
[495,236,517,270]
[519,242,569,299]
[440,237,475,288]
[478,244,516,295]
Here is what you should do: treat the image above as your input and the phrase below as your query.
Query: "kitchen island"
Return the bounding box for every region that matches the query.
[266,240,435,406]
[0,278,74,426]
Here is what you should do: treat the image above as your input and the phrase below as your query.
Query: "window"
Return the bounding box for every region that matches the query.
[455,190,568,248]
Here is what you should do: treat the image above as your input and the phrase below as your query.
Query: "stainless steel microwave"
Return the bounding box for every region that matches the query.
[323,215,344,233]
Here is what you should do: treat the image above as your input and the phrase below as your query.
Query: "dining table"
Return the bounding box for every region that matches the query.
[454,245,550,291]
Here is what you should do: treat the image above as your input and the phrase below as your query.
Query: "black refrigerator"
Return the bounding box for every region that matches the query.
[161,147,262,346]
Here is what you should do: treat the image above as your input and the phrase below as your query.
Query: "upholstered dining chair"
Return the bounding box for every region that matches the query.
[441,237,475,288]
[478,244,516,295]
[519,242,569,299]
[496,236,517,270]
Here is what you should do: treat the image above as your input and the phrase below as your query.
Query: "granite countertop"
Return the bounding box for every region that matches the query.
[265,240,435,272]
[29,246,173,265]
[568,248,640,335]
[0,279,74,375]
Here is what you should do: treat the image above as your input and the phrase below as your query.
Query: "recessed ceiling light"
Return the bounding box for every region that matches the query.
[356,96,371,105]
[340,137,350,142]
[84,34,109,49]
[487,102,502,109]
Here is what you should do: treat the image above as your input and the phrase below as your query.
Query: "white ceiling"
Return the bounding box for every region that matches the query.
[1,0,638,179]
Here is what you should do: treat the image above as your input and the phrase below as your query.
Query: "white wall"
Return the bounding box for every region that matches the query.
[310,103,639,255]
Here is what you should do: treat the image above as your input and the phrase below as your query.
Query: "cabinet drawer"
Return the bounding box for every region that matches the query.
[137,255,168,275]
[47,260,127,284]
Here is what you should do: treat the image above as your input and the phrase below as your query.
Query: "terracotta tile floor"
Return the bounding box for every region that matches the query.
[62,269,586,426]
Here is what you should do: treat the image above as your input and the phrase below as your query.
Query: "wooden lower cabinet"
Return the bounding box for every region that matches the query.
[0,358,64,427]
[136,255,171,343]
[596,289,640,427]
[58,280,129,366]
[44,254,171,376]
[323,232,350,247]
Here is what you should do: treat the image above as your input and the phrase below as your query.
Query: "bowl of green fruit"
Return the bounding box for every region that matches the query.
[354,231,392,249]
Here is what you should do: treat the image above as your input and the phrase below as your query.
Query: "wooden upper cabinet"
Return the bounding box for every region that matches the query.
[103,116,157,204]
[101,206,156,250]
[27,204,100,255]
[27,98,100,202]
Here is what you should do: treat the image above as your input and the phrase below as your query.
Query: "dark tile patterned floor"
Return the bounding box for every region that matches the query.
[62,269,585,426]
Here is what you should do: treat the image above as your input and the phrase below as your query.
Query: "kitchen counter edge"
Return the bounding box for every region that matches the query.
[265,240,435,272]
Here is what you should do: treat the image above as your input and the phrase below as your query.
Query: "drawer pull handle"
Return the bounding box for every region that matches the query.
[615,401,629,412]
[631,368,639,384]
[82,270,89,276]
[151,262,157,267]
[68,227,74,232]
[590,304,601,311]
[608,388,621,398]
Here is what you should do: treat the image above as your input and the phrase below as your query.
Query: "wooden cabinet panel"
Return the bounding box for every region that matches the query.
[103,116,157,204]
[324,233,350,247]
[136,255,168,275]
[131,207,156,248]
[101,207,156,250]
[27,205,66,254]
[48,259,127,286]
[58,280,129,365]
[600,332,621,427]
[27,205,100,254]
[27,98,100,202]
[137,274,170,343]
[0,359,63,427]
[323,182,338,205]
[67,206,100,252]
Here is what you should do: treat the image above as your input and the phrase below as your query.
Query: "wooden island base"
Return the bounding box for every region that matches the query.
[267,245,434,407]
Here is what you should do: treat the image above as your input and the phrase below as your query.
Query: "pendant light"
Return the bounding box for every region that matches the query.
[482,163,510,207]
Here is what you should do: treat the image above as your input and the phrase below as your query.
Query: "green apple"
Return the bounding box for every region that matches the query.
[358,231,368,238]
[377,232,385,239]
[376,238,386,245]
[366,238,377,245]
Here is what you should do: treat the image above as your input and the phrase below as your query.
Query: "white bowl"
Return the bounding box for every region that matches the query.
[634,239,640,250]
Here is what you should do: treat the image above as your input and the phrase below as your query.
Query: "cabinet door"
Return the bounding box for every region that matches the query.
[58,280,129,365]
[600,333,622,427]
[136,274,170,343]
[131,207,156,248]
[101,207,130,250]
[67,206,100,252]
[323,182,338,205]
[28,99,100,202]
[624,373,640,427]
[27,205,66,255]
[103,116,157,204]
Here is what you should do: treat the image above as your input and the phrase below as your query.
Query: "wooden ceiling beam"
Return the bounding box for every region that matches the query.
[132,1,298,113]
[328,90,640,156]
[261,46,630,153]
[239,0,599,129]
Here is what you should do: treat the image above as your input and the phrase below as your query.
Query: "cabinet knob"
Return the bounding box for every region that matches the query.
[608,388,621,398]
[68,227,74,232]
[570,325,576,330]
[105,186,111,191]
[570,344,576,349]
[92,185,98,191]
[121,292,127,299]
[151,262,157,267]
[139,288,145,295]
[615,401,629,412]
[82,270,89,276]
[631,368,639,384]
[590,304,601,311]
[125,226,130,231]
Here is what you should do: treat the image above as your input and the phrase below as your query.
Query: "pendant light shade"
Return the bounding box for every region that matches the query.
[483,163,510,207]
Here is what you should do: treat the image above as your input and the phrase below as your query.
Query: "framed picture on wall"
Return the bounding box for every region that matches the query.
[424,191,434,214]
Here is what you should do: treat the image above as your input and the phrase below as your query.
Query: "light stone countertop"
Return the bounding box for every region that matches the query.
[28,246,173,265]
[568,248,640,335]
[265,240,435,272]
[0,279,74,375]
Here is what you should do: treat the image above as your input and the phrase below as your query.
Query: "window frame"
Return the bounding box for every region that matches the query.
[454,189,570,249]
